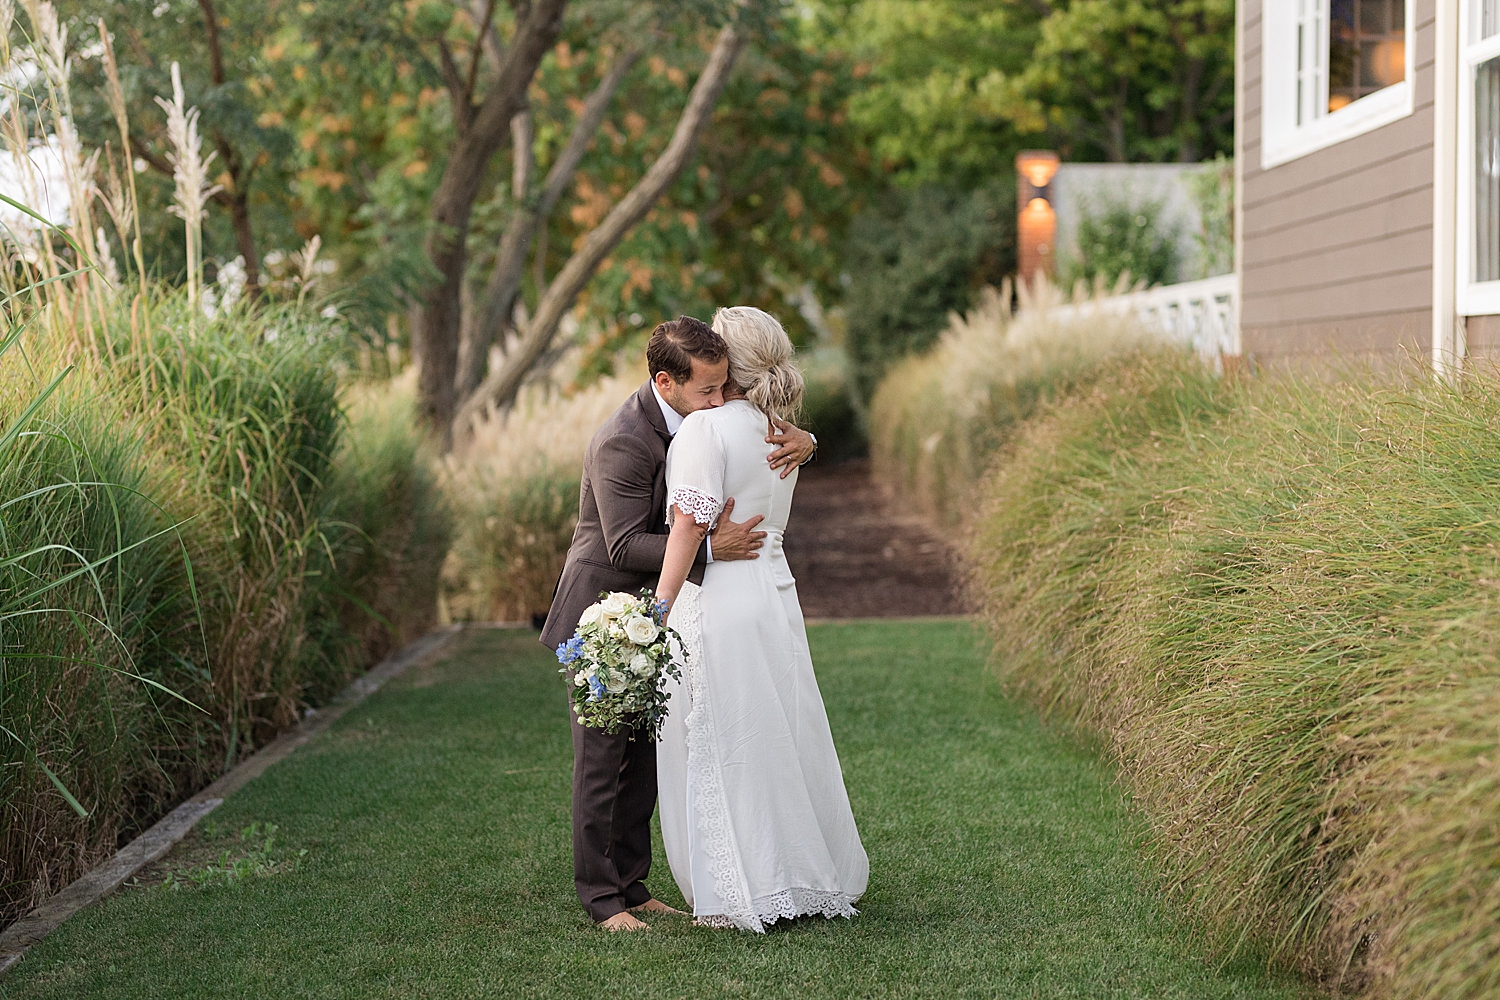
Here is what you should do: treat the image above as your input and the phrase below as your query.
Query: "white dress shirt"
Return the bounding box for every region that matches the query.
[654,383,711,562]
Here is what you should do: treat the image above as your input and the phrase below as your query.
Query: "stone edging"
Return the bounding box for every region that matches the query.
[0,624,463,978]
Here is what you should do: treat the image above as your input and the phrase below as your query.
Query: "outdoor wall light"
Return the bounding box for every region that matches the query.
[1015,150,1060,284]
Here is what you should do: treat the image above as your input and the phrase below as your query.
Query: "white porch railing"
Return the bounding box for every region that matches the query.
[1050,273,1239,362]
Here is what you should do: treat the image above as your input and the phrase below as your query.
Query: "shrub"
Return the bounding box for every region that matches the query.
[842,184,1013,398]
[1185,155,1235,278]
[1058,190,1181,289]
[0,288,449,926]
[869,280,1155,524]
[798,342,867,463]
[969,354,1500,998]
[442,366,644,623]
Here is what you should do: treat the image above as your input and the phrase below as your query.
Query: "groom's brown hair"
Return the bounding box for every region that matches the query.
[646,316,727,384]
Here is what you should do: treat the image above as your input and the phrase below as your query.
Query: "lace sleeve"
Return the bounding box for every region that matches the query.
[668,486,722,528]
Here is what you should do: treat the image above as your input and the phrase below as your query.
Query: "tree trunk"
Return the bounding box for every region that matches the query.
[454,47,641,400]
[1177,56,1205,162]
[197,0,261,297]
[227,190,260,293]
[1106,76,1129,162]
[451,24,744,442]
[413,0,568,439]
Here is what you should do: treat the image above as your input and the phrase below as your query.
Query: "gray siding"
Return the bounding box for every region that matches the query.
[1467,315,1500,354]
[1239,0,1436,359]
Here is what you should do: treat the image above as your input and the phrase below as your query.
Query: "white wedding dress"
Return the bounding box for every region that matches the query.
[657,399,869,932]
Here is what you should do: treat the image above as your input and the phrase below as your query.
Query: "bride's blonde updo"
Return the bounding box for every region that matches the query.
[710,306,804,420]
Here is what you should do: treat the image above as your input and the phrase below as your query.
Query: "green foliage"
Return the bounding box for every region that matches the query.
[968,355,1500,996]
[842,184,1011,397]
[815,0,1234,178]
[0,286,449,927]
[815,0,1041,187]
[1185,154,1234,278]
[1006,0,1235,163]
[798,343,867,462]
[1059,191,1181,289]
[59,0,300,277]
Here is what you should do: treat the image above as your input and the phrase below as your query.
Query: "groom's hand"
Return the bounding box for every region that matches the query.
[766,416,816,478]
[709,497,766,561]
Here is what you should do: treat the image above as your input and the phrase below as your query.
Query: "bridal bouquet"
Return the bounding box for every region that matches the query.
[556,590,683,739]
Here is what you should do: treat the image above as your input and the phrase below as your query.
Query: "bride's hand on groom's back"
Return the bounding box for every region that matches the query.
[709,497,766,561]
[765,417,816,478]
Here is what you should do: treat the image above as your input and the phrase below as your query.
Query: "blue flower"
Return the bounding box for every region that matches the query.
[556,636,585,665]
[654,599,669,620]
[587,675,606,702]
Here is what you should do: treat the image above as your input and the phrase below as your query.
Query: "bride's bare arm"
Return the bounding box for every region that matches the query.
[656,505,710,618]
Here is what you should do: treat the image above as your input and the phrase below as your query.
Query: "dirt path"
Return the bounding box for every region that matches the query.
[783,459,968,619]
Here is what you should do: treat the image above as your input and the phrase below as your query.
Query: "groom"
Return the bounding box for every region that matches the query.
[540,315,816,931]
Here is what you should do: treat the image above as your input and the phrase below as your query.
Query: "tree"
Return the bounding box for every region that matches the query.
[813,0,1233,171]
[1006,0,1235,163]
[310,0,760,443]
[63,0,296,291]
[449,19,745,438]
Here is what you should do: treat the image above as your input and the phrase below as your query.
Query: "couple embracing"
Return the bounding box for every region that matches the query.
[539,309,869,932]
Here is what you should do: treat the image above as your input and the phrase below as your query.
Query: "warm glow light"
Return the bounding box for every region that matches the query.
[1015,151,1060,189]
[1016,150,1060,282]
[1369,37,1405,87]
[1328,93,1354,111]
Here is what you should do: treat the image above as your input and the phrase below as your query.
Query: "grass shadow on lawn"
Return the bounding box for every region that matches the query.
[3,623,1313,999]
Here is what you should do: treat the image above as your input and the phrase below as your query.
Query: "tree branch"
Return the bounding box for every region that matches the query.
[512,108,534,201]
[538,47,642,214]
[196,0,226,85]
[464,0,497,101]
[437,38,473,132]
[413,0,566,437]
[452,24,744,438]
[453,46,641,398]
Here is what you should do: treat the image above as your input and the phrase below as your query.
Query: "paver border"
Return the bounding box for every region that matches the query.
[0,624,463,978]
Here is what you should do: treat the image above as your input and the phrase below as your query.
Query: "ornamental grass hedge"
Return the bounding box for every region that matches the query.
[960,352,1500,998]
[0,290,449,927]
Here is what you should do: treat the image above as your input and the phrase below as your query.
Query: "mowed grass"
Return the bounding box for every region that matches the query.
[2,623,1311,1000]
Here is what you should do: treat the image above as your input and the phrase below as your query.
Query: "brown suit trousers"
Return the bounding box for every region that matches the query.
[541,380,705,922]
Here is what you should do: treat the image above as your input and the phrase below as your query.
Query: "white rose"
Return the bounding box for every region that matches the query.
[574,672,588,687]
[629,652,652,676]
[604,670,628,694]
[622,615,659,645]
[600,592,632,618]
[578,604,605,628]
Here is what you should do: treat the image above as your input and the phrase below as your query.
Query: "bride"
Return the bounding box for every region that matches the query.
[653,306,869,932]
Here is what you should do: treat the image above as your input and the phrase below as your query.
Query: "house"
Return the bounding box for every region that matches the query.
[1236,0,1499,365]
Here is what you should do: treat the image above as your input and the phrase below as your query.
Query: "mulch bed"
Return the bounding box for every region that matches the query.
[783,460,969,619]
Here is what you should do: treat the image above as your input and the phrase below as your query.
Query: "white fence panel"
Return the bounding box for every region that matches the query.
[1050,273,1239,363]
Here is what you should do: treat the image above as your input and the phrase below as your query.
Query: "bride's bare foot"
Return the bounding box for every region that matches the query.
[630,898,687,917]
[599,911,649,932]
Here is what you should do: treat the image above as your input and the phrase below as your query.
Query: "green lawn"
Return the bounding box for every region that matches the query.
[2,622,1311,999]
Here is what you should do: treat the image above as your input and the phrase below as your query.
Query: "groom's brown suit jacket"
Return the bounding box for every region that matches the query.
[539,380,706,650]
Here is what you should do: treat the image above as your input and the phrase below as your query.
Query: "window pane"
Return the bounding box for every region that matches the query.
[1478,56,1500,284]
[1329,0,1405,112]
[1483,0,1498,40]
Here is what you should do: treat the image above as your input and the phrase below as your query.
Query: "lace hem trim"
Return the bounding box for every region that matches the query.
[693,888,861,931]
[675,583,759,931]
[667,486,721,528]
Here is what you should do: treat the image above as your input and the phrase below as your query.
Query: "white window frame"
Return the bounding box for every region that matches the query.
[1456,0,1500,315]
[1261,0,1417,169]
